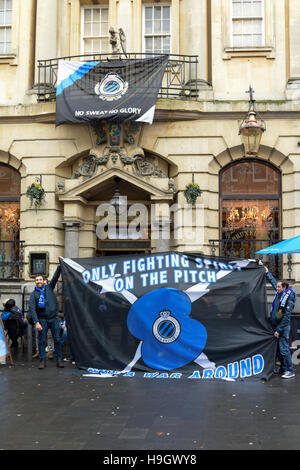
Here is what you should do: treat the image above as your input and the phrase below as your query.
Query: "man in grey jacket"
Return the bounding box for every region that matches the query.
[259,260,296,378]
[29,260,64,369]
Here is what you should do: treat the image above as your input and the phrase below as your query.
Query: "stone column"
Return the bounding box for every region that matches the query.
[151,200,171,253]
[62,220,82,258]
[180,0,211,93]
[286,0,300,97]
[115,0,132,52]
[155,217,171,252]
[34,0,58,85]
[57,0,71,58]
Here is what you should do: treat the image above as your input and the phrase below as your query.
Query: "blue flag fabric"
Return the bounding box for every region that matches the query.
[0,321,9,361]
[127,288,207,370]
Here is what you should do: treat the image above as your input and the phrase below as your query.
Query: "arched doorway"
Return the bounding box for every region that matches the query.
[59,166,174,258]
[220,159,281,259]
[0,163,21,279]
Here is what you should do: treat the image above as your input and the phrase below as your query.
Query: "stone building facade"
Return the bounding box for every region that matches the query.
[0,0,300,310]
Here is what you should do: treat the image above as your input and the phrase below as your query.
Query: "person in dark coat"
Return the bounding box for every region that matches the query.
[1,298,27,349]
[29,259,64,369]
[259,260,296,379]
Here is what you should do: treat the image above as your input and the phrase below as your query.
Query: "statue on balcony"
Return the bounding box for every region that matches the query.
[119,28,127,56]
[109,27,127,57]
[109,27,120,54]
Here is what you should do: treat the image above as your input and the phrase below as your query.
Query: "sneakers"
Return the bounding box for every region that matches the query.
[56,361,64,368]
[281,371,295,379]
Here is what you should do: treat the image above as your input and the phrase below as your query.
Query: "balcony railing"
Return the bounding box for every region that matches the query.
[209,239,293,280]
[0,240,25,281]
[37,53,199,102]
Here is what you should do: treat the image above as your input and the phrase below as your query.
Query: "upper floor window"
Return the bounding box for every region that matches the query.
[81,5,109,54]
[232,0,264,47]
[143,4,171,54]
[0,0,12,54]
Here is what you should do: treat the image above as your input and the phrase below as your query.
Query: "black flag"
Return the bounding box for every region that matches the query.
[60,253,277,381]
[55,56,169,126]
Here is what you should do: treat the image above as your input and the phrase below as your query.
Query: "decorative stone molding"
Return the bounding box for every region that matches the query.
[71,154,104,179]
[57,180,65,193]
[134,155,167,178]
[60,167,174,203]
[71,121,168,179]
[168,178,177,193]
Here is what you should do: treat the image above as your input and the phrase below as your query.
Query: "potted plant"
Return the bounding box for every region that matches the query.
[184,183,203,206]
[26,182,45,210]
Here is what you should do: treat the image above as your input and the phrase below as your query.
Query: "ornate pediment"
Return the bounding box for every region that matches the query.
[71,121,168,180]
[59,166,175,202]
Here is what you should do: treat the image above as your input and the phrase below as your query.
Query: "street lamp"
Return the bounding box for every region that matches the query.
[110,177,127,215]
[239,85,266,155]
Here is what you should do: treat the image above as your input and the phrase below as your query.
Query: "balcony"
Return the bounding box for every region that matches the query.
[37,53,199,103]
[0,240,25,281]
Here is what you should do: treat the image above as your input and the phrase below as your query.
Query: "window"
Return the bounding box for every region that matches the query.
[143,4,171,54]
[0,163,20,241]
[0,164,21,280]
[81,5,109,54]
[0,0,12,54]
[232,0,264,47]
[220,160,281,260]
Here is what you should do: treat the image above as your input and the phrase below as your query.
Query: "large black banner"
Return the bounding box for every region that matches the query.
[56,56,169,126]
[60,253,277,381]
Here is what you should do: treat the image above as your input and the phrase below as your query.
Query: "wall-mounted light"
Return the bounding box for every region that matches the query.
[110,177,127,215]
[239,85,266,156]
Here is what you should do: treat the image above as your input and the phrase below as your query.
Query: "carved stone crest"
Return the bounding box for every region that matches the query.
[71,121,167,179]
[134,156,167,178]
[71,155,102,179]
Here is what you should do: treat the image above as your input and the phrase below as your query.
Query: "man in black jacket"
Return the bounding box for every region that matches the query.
[259,260,296,379]
[29,260,64,369]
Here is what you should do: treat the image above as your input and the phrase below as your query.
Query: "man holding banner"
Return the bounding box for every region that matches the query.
[29,258,64,370]
[259,260,296,379]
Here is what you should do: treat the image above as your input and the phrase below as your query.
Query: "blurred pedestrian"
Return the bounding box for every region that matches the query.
[1,298,27,349]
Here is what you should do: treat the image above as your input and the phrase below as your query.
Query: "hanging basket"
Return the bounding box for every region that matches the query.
[184,183,203,206]
[26,183,45,209]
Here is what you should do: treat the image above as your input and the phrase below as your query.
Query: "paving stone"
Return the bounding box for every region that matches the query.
[0,354,300,451]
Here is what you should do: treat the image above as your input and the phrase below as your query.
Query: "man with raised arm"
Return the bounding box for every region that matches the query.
[259,260,296,379]
[29,258,64,369]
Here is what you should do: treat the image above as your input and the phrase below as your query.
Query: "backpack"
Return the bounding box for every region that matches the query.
[6,307,26,336]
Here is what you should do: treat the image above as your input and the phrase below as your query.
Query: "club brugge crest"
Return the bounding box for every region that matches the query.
[152,310,181,344]
[95,73,128,101]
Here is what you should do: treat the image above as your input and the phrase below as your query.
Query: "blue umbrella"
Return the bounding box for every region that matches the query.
[255,235,300,254]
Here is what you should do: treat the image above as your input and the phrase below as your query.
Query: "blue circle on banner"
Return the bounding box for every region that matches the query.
[127,288,207,370]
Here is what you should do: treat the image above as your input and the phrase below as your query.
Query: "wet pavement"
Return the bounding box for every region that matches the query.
[0,350,300,452]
